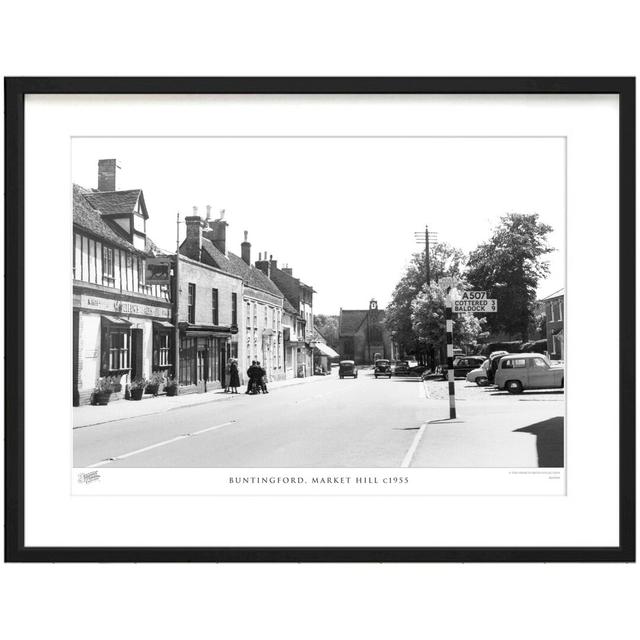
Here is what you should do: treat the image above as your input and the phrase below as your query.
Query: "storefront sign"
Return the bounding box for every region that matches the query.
[80,294,171,319]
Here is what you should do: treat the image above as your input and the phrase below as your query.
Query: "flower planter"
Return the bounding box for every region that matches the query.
[92,391,112,406]
[129,387,145,401]
[145,384,159,396]
[165,385,178,397]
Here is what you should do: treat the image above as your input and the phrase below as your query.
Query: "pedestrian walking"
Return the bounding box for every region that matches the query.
[246,361,257,394]
[229,358,240,394]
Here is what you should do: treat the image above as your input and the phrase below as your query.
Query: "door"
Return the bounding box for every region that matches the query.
[131,328,144,380]
[528,356,553,389]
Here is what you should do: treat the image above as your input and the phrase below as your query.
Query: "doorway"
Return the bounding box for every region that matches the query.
[131,328,144,380]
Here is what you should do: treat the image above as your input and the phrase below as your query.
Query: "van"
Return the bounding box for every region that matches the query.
[494,353,564,393]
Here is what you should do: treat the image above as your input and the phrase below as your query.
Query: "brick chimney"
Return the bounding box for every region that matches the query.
[241,230,251,265]
[255,252,275,278]
[184,207,203,260]
[98,159,117,191]
[203,208,227,255]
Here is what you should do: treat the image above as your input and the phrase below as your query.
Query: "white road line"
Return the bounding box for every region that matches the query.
[87,421,236,468]
[401,422,428,468]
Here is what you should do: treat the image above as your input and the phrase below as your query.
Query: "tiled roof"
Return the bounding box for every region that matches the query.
[339,310,368,336]
[283,299,297,315]
[83,189,144,217]
[200,238,285,299]
[73,184,157,256]
[540,288,565,301]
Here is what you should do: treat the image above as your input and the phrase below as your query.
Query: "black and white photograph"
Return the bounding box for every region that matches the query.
[71,136,566,475]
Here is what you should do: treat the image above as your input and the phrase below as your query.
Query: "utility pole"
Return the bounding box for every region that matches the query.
[414,226,438,367]
[174,212,181,386]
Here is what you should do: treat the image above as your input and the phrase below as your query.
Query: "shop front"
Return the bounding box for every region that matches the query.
[73,289,173,405]
[177,324,235,393]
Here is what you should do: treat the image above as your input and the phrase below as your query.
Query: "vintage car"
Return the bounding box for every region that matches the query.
[338,360,358,379]
[466,359,490,386]
[374,359,392,379]
[442,355,486,380]
[494,353,564,394]
[393,360,410,376]
[486,350,510,383]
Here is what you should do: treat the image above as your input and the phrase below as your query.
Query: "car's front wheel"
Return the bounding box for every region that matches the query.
[506,380,523,394]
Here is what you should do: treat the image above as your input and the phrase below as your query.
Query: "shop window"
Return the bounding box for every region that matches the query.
[105,331,129,371]
[153,331,172,367]
[188,283,196,323]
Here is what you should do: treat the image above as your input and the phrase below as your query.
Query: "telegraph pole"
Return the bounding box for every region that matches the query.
[174,212,181,385]
[414,226,438,367]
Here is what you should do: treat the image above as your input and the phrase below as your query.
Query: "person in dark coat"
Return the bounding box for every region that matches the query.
[246,361,257,394]
[257,361,269,394]
[229,358,240,394]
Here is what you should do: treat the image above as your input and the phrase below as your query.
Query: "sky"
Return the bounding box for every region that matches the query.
[72,137,565,315]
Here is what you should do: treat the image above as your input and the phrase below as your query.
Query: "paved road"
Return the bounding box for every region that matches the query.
[74,370,564,468]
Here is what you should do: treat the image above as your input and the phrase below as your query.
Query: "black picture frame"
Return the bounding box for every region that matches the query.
[4,77,635,563]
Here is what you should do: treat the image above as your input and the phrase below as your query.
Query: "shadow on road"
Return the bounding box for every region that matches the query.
[489,390,564,396]
[514,416,564,467]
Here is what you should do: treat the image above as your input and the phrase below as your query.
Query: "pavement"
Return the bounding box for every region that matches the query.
[74,368,565,468]
[73,373,329,429]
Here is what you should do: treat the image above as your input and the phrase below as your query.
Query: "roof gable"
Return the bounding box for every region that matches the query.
[339,310,368,336]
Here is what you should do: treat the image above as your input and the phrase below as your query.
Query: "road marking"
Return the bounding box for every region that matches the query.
[401,422,428,468]
[87,421,236,467]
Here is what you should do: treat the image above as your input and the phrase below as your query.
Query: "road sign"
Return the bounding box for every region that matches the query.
[453,298,498,313]
[460,291,486,300]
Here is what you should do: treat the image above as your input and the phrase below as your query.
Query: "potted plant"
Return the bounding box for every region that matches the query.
[129,377,147,401]
[92,376,115,405]
[145,371,164,396]
[164,376,179,397]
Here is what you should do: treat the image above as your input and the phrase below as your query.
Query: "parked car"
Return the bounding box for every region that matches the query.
[393,360,410,376]
[494,353,564,393]
[374,359,392,378]
[338,360,358,379]
[442,355,486,380]
[466,359,490,386]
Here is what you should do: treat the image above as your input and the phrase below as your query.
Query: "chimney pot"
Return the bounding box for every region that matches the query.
[205,205,211,220]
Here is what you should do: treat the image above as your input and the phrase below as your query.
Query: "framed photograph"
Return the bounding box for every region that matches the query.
[4,77,635,562]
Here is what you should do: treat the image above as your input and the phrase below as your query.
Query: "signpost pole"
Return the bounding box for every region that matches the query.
[445,295,456,419]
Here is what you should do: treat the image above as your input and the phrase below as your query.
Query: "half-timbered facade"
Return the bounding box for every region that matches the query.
[72,161,172,406]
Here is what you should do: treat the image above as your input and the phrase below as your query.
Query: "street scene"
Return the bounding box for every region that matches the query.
[72,137,565,470]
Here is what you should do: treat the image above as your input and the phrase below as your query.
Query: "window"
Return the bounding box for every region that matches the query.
[154,331,171,367]
[232,293,238,327]
[108,332,129,370]
[549,301,555,322]
[246,302,251,328]
[532,357,548,369]
[558,301,563,321]
[253,302,257,326]
[502,358,526,369]
[102,245,114,284]
[264,305,268,326]
[211,288,219,325]
[188,283,196,324]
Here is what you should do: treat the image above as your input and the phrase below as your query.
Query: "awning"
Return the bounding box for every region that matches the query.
[313,342,340,358]
[153,320,174,329]
[101,315,131,328]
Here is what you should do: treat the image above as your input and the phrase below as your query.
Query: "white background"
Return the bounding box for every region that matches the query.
[1,2,638,640]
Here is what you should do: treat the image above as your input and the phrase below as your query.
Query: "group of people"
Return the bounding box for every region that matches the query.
[223,358,269,395]
[245,361,269,395]
[223,358,241,394]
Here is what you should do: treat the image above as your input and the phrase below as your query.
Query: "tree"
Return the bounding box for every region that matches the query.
[314,314,339,348]
[411,284,485,357]
[385,242,466,360]
[465,214,553,340]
